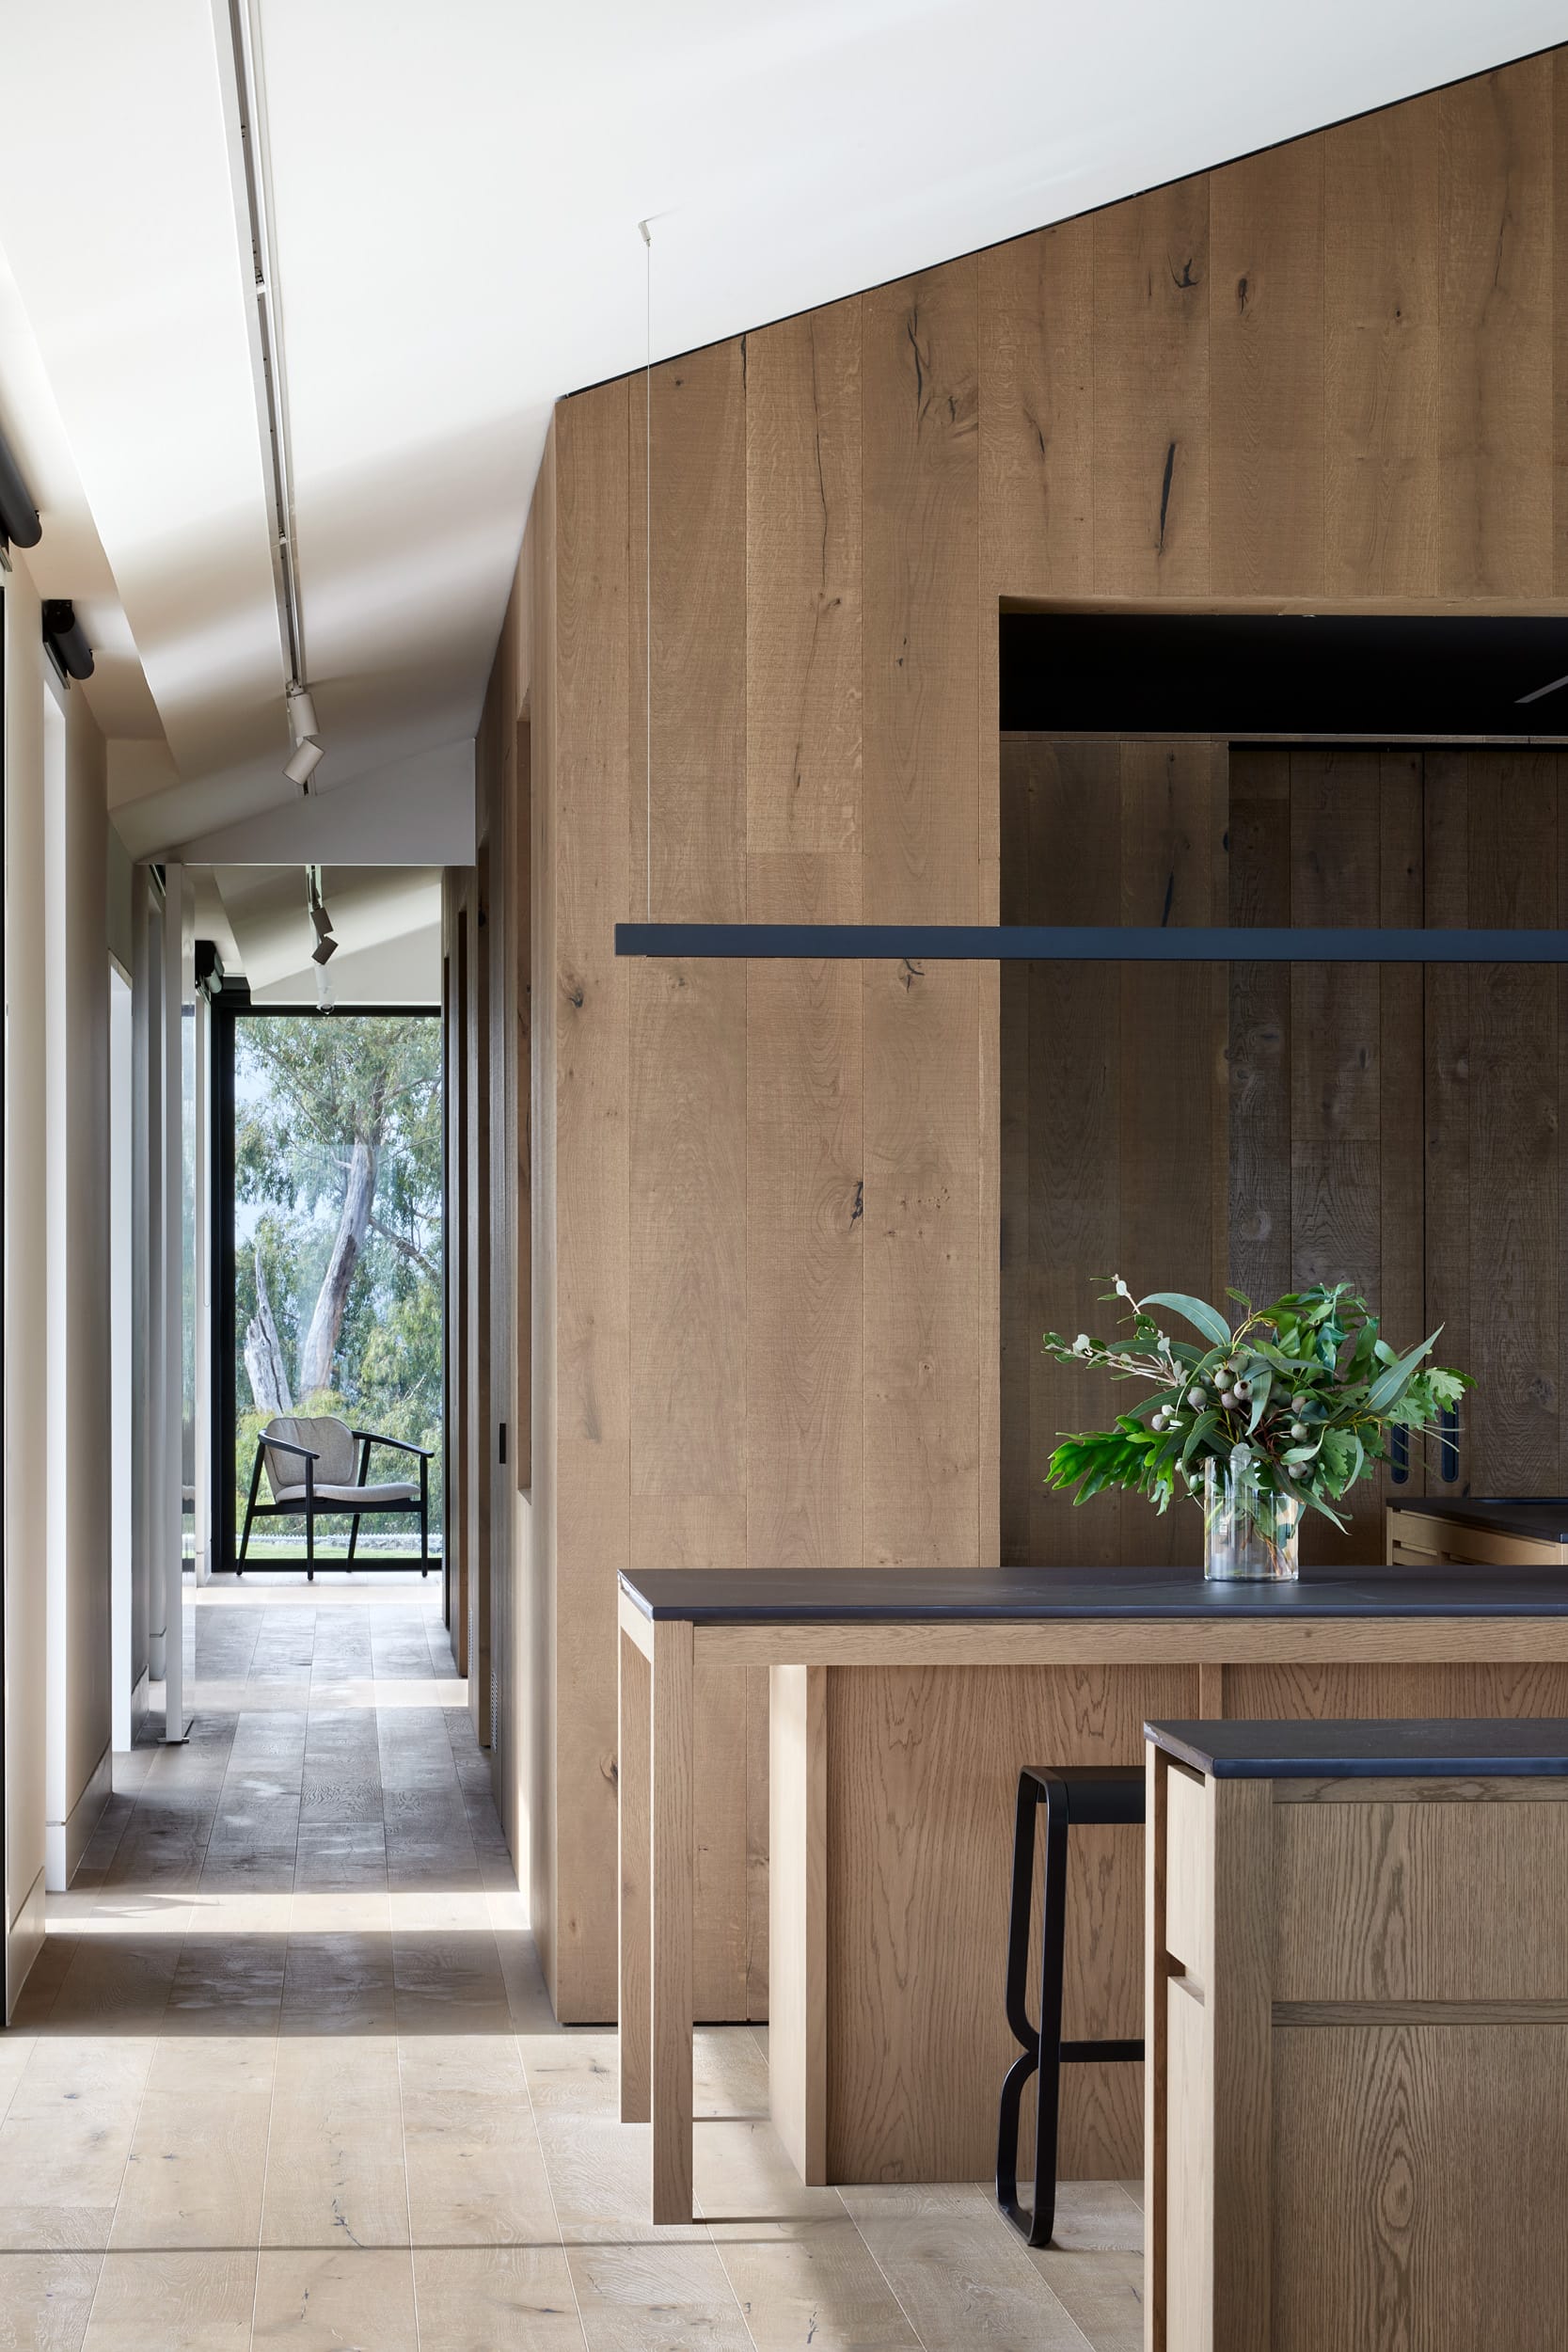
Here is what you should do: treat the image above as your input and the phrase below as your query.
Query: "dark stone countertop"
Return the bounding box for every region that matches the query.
[1391,1495,1568,1543]
[1148,1715,1568,1779]
[618,1561,1568,1624]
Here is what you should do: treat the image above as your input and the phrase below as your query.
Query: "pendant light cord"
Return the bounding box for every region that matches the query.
[639,219,653,921]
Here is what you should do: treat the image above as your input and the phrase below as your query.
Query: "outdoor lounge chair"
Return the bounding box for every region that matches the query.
[239,1413,433,1579]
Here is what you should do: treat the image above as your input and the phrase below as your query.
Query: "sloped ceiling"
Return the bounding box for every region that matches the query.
[197,865,442,1002]
[0,0,1560,856]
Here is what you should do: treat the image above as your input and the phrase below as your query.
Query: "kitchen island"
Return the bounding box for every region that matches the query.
[1145,1713,1568,2351]
[617,1562,1568,2222]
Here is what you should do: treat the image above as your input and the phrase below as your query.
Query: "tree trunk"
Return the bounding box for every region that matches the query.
[244,1255,293,1415]
[297,1136,379,1397]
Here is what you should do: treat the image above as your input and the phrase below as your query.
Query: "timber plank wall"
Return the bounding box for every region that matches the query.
[480,50,1568,2177]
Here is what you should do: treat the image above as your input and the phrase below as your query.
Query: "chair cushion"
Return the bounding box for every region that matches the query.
[268,1481,420,1508]
[261,1413,356,1499]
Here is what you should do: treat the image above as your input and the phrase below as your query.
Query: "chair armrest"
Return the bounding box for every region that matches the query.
[351,1430,434,1461]
[260,1438,320,1463]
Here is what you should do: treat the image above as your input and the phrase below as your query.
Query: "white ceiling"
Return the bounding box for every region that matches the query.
[0,0,1561,858]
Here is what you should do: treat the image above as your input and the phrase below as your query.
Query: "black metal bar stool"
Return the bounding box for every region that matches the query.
[996,1763,1146,2247]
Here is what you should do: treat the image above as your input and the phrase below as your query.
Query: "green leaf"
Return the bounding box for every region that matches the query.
[1250,1339,1320,1376]
[1181,1409,1220,1464]
[1364,1331,1438,1416]
[1279,1464,1349,1532]
[1319,1426,1366,1496]
[1247,1367,1274,1434]
[1139,1292,1233,1350]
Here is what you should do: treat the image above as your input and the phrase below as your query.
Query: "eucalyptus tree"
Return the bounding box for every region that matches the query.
[233,1014,443,1519]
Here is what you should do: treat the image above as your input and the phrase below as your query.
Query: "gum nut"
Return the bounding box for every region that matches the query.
[1291,1421,1308,1439]
[1187,1388,1207,1408]
[1073,1333,1091,1353]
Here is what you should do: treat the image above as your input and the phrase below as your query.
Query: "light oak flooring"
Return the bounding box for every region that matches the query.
[2,1581,1144,2350]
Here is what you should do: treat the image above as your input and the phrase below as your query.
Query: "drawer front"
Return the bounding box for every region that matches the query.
[1275,1795,1568,2002]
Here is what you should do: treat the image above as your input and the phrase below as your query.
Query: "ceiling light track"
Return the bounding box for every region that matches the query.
[222,0,322,787]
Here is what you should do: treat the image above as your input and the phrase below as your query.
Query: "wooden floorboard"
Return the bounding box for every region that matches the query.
[0,1583,1141,2348]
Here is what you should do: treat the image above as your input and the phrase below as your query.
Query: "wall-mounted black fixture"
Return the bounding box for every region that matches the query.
[41,599,94,682]
[0,427,41,551]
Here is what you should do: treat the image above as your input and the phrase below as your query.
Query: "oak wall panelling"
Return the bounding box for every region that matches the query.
[489,48,1568,2178]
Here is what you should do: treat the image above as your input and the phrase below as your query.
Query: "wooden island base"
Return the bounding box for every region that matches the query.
[1146,1716,1568,2352]
[617,1564,1568,2223]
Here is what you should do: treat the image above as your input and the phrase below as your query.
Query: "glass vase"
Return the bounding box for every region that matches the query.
[1202,1456,1302,1581]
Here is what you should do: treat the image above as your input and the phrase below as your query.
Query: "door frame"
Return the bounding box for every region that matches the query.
[209,992,446,1579]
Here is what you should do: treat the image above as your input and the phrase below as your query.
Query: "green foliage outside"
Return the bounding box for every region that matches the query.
[234,1014,443,1552]
[1044,1278,1471,1532]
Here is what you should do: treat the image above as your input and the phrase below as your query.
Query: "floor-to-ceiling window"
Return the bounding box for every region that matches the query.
[215,1006,444,1573]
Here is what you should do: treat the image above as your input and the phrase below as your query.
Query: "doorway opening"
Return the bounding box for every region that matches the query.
[212,1002,445,1578]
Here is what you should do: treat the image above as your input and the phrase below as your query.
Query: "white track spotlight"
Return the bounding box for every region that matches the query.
[286,680,321,745]
[285,736,325,787]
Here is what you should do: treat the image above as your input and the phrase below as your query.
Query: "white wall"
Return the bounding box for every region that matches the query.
[43,667,111,1886]
[5,566,49,1999]
[109,965,135,1744]
[4,567,113,1984]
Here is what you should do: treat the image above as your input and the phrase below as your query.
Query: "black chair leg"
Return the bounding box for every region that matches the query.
[420,1456,429,1577]
[998,1767,1146,2250]
[996,1773,1071,2249]
[997,1777,1041,2237]
[306,1506,314,1584]
[239,1446,264,1574]
[1031,1781,1069,2250]
[348,1438,372,1570]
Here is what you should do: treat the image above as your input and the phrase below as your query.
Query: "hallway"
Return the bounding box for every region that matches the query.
[0,1585,1141,2350]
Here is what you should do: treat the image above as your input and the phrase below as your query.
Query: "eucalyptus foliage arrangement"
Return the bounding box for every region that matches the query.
[1044,1279,1470,1534]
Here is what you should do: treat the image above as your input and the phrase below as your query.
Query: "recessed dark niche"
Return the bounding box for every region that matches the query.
[999,611,1568,739]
